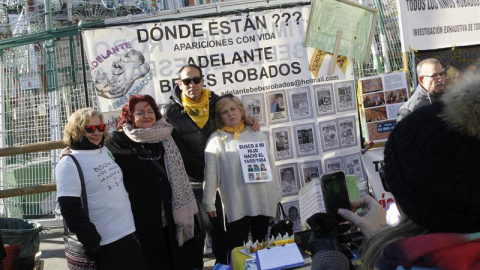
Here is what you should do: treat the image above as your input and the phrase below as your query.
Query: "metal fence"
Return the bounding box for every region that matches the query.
[0,0,412,218]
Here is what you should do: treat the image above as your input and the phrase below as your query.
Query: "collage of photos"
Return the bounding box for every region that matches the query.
[324,153,367,185]
[359,71,409,142]
[318,117,358,153]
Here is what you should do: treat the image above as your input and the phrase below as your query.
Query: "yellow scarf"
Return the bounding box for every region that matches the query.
[220,122,245,139]
[182,89,210,129]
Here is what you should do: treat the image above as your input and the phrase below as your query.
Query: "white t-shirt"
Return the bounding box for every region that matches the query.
[55,146,135,246]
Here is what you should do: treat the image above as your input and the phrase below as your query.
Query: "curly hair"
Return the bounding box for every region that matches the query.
[117,94,162,130]
[63,108,107,145]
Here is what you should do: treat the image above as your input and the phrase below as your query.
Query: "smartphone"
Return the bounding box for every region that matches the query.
[321,171,351,222]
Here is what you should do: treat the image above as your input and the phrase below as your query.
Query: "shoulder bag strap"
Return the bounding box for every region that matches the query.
[278,202,288,221]
[62,154,89,236]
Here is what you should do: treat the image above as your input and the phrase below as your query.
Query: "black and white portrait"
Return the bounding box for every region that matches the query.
[343,153,366,182]
[318,120,340,152]
[288,86,313,120]
[273,127,293,161]
[334,80,356,112]
[299,161,322,187]
[293,123,319,157]
[338,116,358,148]
[324,157,344,173]
[278,163,299,197]
[283,201,302,232]
[242,94,266,126]
[314,83,335,116]
[267,90,289,124]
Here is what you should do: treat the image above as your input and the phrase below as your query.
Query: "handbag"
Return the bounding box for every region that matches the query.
[139,147,213,234]
[62,154,97,270]
[270,202,294,238]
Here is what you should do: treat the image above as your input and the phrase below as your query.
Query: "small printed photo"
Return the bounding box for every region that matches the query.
[293,123,319,157]
[343,153,366,182]
[337,116,358,148]
[299,161,322,187]
[318,120,340,152]
[365,106,388,122]
[278,163,300,197]
[361,77,383,93]
[288,86,314,120]
[272,127,294,161]
[324,157,344,174]
[266,90,289,124]
[313,83,335,116]
[334,80,356,112]
[242,94,266,126]
[363,92,386,108]
[283,201,302,232]
[385,89,408,104]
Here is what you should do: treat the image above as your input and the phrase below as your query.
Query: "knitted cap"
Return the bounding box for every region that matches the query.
[384,75,480,233]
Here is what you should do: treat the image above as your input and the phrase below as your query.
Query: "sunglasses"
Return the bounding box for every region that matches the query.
[378,165,390,192]
[84,124,106,133]
[180,77,202,85]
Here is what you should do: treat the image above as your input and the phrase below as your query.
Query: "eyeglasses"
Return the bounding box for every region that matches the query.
[180,77,202,85]
[421,72,446,79]
[134,110,155,116]
[84,124,106,133]
[378,165,390,192]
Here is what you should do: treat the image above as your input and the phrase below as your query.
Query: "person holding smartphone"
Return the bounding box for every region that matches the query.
[310,75,480,270]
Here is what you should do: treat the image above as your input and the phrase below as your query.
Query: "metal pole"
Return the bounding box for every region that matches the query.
[79,34,90,107]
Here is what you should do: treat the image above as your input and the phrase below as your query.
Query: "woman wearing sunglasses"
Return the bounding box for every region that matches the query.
[106,95,202,270]
[55,108,148,270]
[203,94,281,254]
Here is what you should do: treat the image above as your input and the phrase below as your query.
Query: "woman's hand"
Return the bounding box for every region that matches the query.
[245,117,260,132]
[208,211,217,218]
[59,146,72,159]
[337,195,386,237]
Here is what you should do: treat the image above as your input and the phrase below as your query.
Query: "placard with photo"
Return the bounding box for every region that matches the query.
[337,116,358,148]
[318,120,340,152]
[299,160,322,187]
[242,94,266,126]
[272,126,294,161]
[266,90,289,124]
[343,153,366,182]
[288,86,314,120]
[324,157,344,173]
[282,200,302,232]
[278,163,300,197]
[334,80,356,112]
[313,83,336,116]
[293,123,319,157]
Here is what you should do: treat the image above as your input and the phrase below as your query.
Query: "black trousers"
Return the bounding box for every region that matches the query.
[96,233,148,270]
[225,215,271,253]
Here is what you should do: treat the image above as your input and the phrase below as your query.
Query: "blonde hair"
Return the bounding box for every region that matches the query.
[215,95,249,128]
[360,216,429,270]
[63,108,107,145]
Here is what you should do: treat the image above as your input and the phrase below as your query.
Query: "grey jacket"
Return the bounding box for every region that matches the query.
[397,84,438,122]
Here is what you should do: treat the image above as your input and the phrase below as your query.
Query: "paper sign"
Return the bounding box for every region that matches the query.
[360,147,394,208]
[256,243,304,270]
[238,141,273,183]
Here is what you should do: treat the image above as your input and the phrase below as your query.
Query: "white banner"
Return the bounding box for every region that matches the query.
[360,147,394,208]
[81,6,354,112]
[396,0,480,51]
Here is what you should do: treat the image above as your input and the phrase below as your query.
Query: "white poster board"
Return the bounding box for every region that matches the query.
[238,141,273,183]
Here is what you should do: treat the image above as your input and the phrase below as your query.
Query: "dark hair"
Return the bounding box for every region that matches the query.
[282,167,294,176]
[117,94,162,129]
[178,64,203,79]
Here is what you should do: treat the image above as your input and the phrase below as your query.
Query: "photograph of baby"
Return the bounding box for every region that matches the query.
[93,49,151,99]
[278,163,299,197]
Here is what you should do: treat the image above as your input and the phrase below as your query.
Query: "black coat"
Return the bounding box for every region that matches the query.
[162,85,220,182]
[107,131,203,270]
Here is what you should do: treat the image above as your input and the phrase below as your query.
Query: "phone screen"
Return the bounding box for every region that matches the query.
[321,171,350,221]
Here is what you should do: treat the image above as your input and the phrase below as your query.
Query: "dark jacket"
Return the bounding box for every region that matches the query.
[162,85,220,182]
[107,131,204,270]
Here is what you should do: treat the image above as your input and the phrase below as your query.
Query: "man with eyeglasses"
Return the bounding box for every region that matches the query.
[397,58,446,122]
[162,64,259,266]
